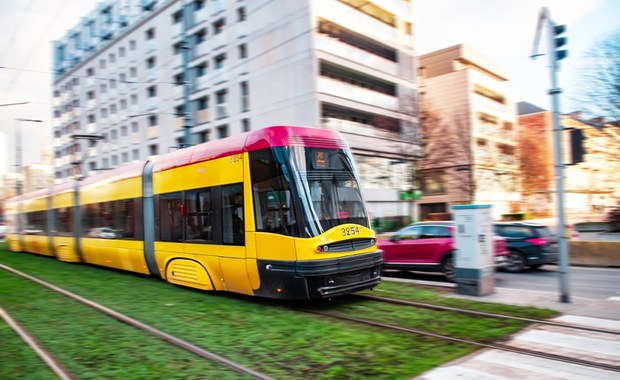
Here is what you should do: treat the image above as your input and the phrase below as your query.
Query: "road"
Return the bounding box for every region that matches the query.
[383,265,620,301]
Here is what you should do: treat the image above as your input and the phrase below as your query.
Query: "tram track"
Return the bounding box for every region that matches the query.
[353,293,620,336]
[0,264,273,380]
[298,306,620,373]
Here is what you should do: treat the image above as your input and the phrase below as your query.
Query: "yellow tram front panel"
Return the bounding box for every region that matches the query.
[294,224,378,261]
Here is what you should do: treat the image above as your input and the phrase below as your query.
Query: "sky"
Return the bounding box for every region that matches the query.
[0,0,618,176]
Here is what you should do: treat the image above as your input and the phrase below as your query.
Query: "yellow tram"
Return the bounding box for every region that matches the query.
[4,126,382,299]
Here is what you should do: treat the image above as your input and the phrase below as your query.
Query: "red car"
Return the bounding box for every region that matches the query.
[379,222,509,281]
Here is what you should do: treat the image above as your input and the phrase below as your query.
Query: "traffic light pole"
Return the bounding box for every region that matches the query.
[544,7,571,303]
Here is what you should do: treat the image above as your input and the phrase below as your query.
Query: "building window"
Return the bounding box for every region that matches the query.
[216,90,227,119]
[240,81,249,112]
[173,73,184,85]
[122,152,129,163]
[238,43,247,59]
[87,90,96,100]
[147,85,157,98]
[172,10,183,24]
[101,108,108,119]
[100,83,107,94]
[214,53,226,70]
[146,56,156,69]
[148,115,158,127]
[149,144,158,155]
[131,122,139,133]
[173,41,183,55]
[145,28,156,40]
[86,68,95,76]
[213,18,225,34]
[237,7,246,22]
[120,73,127,83]
[130,94,138,105]
[87,114,96,123]
[110,79,117,89]
[217,125,228,139]
[119,46,126,57]
[120,99,127,110]
[112,155,119,166]
[196,96,209,110]
[121,125,128,136]
[130,67,137,78]
[129,40,136,50]
[194,0,204,11]
[99,59,106,69]
[195,61,207,77]
[132,149,139,160]
[242,118,250,132]
[194,28,207,44]
[109,53,116,63]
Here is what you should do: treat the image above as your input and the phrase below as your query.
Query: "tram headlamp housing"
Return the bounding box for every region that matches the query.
[316,244,330,253]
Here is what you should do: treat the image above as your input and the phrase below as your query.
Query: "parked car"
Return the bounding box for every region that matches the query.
[379,222,509,281]
[493,222,558,272]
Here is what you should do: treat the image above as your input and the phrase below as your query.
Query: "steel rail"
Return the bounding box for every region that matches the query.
[300,308,620,373]
[354,293,620,335]
[0,307,77,380]
[0,264,273,380]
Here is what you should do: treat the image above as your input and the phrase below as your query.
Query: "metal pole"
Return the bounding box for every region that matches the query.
[14,118,42,195]
[544,7,570,303]
[181,0,193,147]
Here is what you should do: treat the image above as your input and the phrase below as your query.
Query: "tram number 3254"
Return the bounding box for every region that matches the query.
[341,226,360,237]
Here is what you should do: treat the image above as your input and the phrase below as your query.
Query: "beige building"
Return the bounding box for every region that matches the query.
[518,103,620,218]
[416,44,521,220]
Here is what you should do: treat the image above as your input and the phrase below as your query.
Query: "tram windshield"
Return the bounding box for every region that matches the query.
[250,147,369,238]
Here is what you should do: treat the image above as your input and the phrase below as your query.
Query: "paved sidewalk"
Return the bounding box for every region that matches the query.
[415,285,620,379]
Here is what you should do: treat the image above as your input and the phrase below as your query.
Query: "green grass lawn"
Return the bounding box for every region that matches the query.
[0,246,557,379]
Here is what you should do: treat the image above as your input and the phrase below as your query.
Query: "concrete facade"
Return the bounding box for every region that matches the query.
[51,0,420,220]
[417,44,520,220]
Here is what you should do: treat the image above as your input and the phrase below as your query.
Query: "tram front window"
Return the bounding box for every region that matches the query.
[250,147,369,238]
[291,147,368,232]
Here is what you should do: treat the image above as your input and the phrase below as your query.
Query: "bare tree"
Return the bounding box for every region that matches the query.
[417,105,473,203]
[573,29,620,121]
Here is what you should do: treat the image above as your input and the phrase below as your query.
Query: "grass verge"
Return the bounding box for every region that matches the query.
[0,246,557,379]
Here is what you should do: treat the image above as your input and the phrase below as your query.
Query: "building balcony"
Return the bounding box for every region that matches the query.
[148,126,158,139]
[194,75,210,91]
[322,118,400,140]
[196,109,209,124]
[215,104,227,119]
[209,31,227,51]
[315,34,397,76]
[318,76,398,110]
[86,123,97,134]
[315,1,398,44]
[211,69,228,85]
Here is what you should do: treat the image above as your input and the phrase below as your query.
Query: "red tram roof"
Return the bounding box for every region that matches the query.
[153,125,348,173]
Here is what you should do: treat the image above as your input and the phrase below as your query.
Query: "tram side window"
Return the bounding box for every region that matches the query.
[250,149,298,237]
[117,198,143,239]
[185,188,214,243]
[55,207,73,236]
[155,192,183,242]
[82,203,100,237]
[25,210,47,235]
[222,184,244,245]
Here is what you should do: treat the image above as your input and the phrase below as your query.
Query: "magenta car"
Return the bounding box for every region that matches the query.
[379,222,509,281]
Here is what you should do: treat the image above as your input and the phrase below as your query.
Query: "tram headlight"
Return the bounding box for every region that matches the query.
[316,244,330,253]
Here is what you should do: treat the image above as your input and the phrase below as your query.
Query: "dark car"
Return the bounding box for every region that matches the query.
[493,222,558,272]
[379,222,509,281]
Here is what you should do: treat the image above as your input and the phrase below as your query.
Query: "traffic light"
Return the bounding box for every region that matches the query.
[554,24,568,60]
[568,128,585,164]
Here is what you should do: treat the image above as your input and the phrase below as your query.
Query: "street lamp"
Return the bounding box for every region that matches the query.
[14,118,43,195]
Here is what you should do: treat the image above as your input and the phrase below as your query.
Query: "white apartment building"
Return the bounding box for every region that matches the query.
[417,44,521,220]
[52,0,419,220]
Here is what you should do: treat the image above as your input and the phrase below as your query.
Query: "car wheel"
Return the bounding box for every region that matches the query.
[506,250,526,273]
[440,255,456,282]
